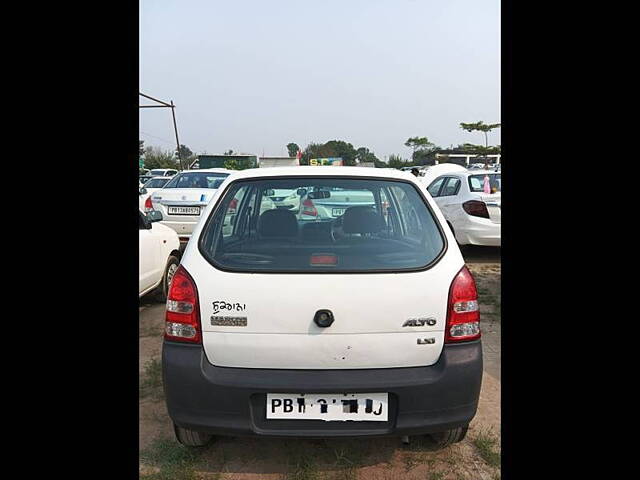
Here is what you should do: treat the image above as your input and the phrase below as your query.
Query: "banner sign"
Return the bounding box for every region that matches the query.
[309,157,343,166]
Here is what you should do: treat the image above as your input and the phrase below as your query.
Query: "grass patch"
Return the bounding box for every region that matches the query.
[473,430,501,468]
[428,472,446,480]
[140,358,163,399]
[281,441,321,480]
[140,437,201,480]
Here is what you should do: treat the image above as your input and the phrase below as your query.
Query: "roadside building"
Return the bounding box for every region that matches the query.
[258,156,300,168]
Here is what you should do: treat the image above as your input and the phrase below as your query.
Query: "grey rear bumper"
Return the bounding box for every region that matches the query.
[162,340,483,438]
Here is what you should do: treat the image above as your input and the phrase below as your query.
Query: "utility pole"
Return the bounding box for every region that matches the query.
[139,93,186,170]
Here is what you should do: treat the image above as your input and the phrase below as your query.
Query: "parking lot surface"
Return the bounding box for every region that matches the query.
[139,248,501,480]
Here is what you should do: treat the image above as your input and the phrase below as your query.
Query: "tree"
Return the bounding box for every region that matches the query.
[300,140,382,167]
[143,146,180,170]
[177,144,193,160]
[404,136,435,162]
[139,140,145,157]
[323,140,358,166]
[459,121,501,167]
[175,144,195,170]
[387,154,410,169]
[286,143,300,157]
[224,149,234,155]
[355,147,383,167]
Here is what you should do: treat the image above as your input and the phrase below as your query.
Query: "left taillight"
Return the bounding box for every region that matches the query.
[462,200,490,219]
[445,266,481,343]
[164,265,201,344]
[144,195,153,212]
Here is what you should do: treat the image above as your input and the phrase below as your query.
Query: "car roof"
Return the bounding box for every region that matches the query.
[178,168,234,174]
[213,166,423,181]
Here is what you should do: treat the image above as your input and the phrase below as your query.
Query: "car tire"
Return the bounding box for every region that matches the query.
[155,255,179,303]
[429,426,468,448]
[173,424,213,447]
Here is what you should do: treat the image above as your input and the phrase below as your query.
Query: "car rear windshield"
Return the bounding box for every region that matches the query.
[199,177,445,272]
[468,173,501,193]
[164,172,229,189]
[144,178,170,188]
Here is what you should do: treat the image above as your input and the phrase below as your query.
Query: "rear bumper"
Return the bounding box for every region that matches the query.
[455,219,501,246]
[162,340,483,438]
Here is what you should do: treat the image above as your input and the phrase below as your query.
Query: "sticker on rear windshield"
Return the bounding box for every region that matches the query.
[212,301,246,315]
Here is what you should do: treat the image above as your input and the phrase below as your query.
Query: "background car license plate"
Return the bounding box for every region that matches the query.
[332,208,346,216]
[266,393,388,421]
[168,206,200,215]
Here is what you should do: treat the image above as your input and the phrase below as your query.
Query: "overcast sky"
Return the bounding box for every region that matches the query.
[139,0,500,160]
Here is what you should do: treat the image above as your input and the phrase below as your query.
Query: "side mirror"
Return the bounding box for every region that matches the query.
[264,189,275,197]
[139,187,147,195]
[146,210,163,223]
[296,188,307,196]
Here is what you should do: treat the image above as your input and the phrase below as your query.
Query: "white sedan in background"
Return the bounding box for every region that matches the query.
[140,176,173,211]
[148,169,233,244]
[139,209,181,300]
[426,170,501,246]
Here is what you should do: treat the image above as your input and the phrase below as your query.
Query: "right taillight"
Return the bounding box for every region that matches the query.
[144,195,153,212]
[462,200,490,218]
[445,266,481,343]
[164,265,202,344]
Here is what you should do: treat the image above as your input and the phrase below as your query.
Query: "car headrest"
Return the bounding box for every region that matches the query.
[258,209,298,238]
[342,206,386,234]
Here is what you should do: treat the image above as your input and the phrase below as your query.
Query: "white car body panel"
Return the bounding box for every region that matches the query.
[139,211,181,296]
[418,163,468,186]
[180,166,465,369]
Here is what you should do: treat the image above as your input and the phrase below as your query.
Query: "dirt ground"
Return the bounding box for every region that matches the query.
[139,247,501,480]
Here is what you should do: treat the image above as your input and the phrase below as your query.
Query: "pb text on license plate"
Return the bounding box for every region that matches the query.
[266,393,388,421]
[168,206,200,215]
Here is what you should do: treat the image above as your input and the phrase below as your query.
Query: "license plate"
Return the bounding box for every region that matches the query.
[266,393,388,421]
[332,208,346,217]
[168,206,200,215]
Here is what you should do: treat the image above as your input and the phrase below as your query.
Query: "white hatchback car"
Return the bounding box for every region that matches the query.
[426,170,501,246]
[147,169,233,244]
[139,209,181,300]
[162,166,483,447]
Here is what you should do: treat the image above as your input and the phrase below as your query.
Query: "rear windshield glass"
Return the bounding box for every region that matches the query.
[468,174,501,193]
[199,177,445,272]
[144,178,170,188]
[164,172,229,189]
